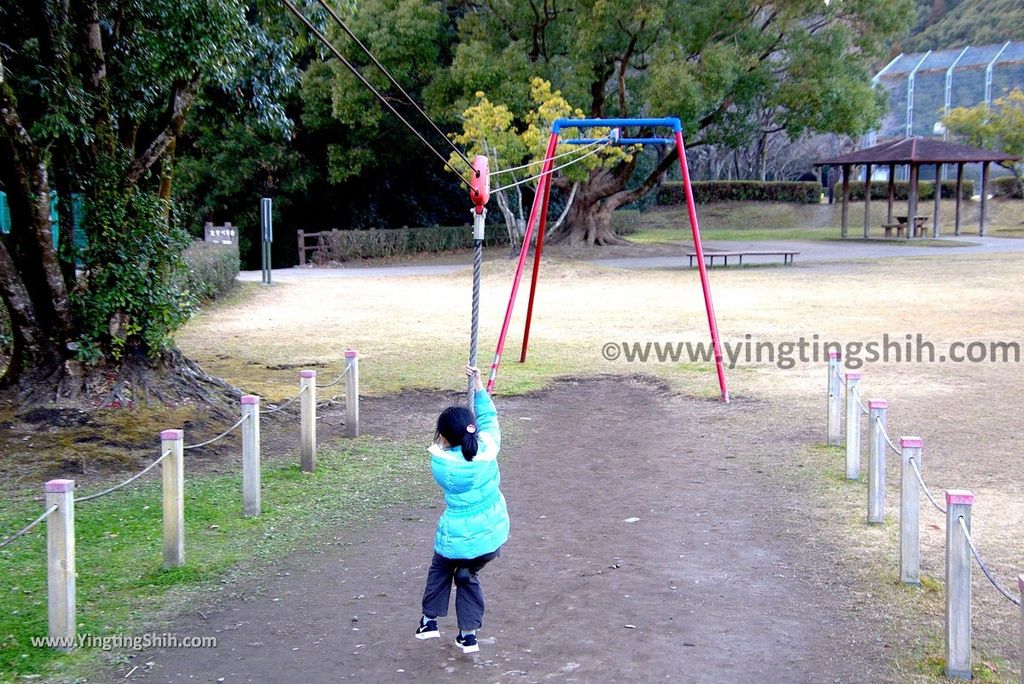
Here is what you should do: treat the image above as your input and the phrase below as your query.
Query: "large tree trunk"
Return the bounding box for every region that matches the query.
[554,144,682,246]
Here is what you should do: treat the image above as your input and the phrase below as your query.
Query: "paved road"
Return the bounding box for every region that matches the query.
[239,236,1024,281]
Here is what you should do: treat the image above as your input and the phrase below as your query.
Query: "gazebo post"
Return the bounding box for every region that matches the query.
[863,163,873,238]
[907,163,919,238]
[980,161,990,236]
[887,163,896,224]
[954,163,964,236]
[932,162,942,238]
[841,164,851,238]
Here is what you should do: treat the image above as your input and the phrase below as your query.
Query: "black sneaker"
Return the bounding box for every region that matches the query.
[456,632,479,654]
[415,617,439,640]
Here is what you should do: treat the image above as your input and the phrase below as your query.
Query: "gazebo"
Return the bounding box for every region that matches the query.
[818,138,1019,238]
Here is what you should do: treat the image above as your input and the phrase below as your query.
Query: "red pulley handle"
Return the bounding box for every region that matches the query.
[469,155,490,214]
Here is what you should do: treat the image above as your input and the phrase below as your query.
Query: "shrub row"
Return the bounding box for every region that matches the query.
[310,223,511,262]
[656,181,821,205]
[833,179,975,201]
[992,176,1023,198]
[182,240,239,301]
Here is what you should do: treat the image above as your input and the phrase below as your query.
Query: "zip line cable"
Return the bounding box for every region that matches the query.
[488,138,607,177]
[489,139,614,194]
[279,0,472,185]
[313,0,472,169]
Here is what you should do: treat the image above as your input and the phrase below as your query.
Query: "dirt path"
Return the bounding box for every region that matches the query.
[117,378,888,683]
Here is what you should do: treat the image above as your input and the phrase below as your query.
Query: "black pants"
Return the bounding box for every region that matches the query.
[421,549,500,631]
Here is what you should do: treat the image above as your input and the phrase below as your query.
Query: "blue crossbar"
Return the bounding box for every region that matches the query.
[552,117,682,133]
[563,137,676,145]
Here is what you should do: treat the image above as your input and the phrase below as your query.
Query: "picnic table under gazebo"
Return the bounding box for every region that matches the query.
[818,138,1019,239]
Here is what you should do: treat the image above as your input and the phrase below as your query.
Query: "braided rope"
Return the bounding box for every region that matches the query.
[875,417,903,455]
[316,365,350,389]
[833,365,848,386]
[260,385,307,414]
[908,457,947,514]
[76,449,172,503]
[851,385,870,416]
[183,415,248,451]
[958,516,1022,606]
[0,505,59,549]
[468,237,482,410]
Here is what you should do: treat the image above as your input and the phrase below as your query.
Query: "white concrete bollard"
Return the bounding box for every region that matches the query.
[900,436,923,585]
[241,395,261,517]
[945,489,974,680]
[161,429,185,568]
[827,352,842,445]
[44,479,76,650]
[300,370,316,472]
[867,399,888,524]
[345,350,360,438]
[844,372,862,480]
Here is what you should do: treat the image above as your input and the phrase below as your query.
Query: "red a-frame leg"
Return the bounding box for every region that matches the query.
[519,159,555,362]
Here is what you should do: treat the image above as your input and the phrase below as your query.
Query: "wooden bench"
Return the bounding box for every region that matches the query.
[881,222,906,238]
[687,250,799,267]
[883,215,929,238]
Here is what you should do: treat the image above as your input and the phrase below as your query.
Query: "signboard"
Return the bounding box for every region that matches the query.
[203,222,238,246]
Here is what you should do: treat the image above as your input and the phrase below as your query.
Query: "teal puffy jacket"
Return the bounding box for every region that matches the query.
[428,388,510,559]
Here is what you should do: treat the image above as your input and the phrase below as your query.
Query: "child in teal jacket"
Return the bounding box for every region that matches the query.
[415,365,509,654]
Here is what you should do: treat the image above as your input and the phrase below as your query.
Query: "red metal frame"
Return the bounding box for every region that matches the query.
[487,128,730,403]
[486,132,560,393]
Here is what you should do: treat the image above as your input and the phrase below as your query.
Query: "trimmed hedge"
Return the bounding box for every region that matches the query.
[656,181,821,205]
[992,176,1024,199]
[832,179,975,201]
[183,240,239,301]
[311,223,511,262]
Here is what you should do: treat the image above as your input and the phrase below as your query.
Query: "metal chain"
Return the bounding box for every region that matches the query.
[908,457,947,514]
[260,385,307,415]
[76,450,172,503]
[316,365,350,389]
[875,417,903,455]
[183,415,248,451]
[958,516,1022,606]
[0,505,59,549]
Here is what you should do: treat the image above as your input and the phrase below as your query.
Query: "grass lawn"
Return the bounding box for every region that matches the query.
[0,437,434,682]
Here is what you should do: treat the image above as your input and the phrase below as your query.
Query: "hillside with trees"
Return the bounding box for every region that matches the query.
[902,0,1024,51]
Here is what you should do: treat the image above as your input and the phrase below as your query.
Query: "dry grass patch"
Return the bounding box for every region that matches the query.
[177,249,1023,680]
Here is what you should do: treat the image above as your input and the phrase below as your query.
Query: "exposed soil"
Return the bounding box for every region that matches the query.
[110,377,893,684]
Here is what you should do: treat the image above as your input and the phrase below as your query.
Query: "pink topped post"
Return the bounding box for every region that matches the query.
[827,354,842,445]
[300,370,316,471]
[160,429,184,567]
[241,395,261,517]
[344,351,360,437]
[867,398,889,524]
[844,372,863,479]
[44,479,75,493]
[945,488,974,679]
[899,435,924,584]
[44,478,76,648]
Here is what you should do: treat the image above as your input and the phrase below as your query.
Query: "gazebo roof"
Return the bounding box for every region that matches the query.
[817,137,1019,166]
